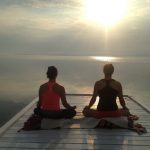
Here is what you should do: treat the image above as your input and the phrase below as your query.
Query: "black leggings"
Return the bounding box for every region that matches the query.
[34,108,76,119]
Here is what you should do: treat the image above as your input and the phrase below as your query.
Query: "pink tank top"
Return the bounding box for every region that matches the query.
[40,81,60,111]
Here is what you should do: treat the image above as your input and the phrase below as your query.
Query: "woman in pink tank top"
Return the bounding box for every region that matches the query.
[34,66,76,119]
[40,81,60,111]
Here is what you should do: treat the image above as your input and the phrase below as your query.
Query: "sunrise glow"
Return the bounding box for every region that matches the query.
[84,0,129,27]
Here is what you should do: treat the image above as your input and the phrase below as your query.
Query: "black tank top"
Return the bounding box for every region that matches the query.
[97,79,118,111]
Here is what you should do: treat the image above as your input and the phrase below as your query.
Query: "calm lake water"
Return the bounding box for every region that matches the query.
[0,53,150,126]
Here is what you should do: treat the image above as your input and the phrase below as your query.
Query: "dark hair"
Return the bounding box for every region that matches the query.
[103,64,114,76]
[47,66,58,79]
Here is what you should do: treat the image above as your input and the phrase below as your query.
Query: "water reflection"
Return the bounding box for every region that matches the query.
[91,56,150,63]
[91,56,119,62]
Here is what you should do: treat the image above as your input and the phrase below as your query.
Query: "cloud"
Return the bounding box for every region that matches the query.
[0,21,150,57]
[0,0,150,56]
[128,0,150,18]
[30,0,82,9]
[0,23,107,55]
[0,0,82,9]
[0,0,83,34]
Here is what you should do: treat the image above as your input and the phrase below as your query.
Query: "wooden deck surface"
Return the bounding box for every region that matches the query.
[0,95,150,150]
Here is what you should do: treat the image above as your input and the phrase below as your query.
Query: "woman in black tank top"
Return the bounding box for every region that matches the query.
[97,79,118,111]
[83,64,129,118]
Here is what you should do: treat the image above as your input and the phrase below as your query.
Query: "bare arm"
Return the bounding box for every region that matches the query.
[87,82,98,108]
[37,85,46,109]
[118,83,128,110]
[59,86,76,109]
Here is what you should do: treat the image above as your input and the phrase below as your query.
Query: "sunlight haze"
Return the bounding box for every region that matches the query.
[0,0,150,56]
[84,0,129,28]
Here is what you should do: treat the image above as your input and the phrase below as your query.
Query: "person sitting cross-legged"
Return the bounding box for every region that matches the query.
[34,66,76,119]
[83,63,131,118]
[82,64,146,134]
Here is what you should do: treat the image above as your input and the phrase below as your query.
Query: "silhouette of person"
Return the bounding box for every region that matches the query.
[34,66,76,119]
[83,63,130,118]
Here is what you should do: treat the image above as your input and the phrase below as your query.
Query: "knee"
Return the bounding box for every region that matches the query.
[70,109,76,118]
[120,109,130,116]
[82,107,89,117]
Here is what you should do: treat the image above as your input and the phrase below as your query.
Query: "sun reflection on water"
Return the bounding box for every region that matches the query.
[91,56,120,62]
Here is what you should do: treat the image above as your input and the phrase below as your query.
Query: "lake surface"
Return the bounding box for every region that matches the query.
[0,53,150,127]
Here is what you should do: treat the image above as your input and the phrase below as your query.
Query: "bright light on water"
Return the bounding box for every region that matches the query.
[91,56,119,62]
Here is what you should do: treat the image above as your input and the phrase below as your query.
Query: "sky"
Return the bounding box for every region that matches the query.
[0,0,150,56]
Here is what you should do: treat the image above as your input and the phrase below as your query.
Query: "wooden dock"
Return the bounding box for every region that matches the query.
[0,95,150,150]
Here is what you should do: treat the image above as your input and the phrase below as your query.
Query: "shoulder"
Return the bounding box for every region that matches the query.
[39,82,48,93]
[111,79,122,90]
[113,79,122,86]
[95,79,105,88]
[53,83,65,94]
[40,82,48,89]
[95,79,104,84]
[54,83,64,89]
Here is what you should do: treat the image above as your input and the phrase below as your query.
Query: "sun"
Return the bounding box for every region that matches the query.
[84,0,129,27]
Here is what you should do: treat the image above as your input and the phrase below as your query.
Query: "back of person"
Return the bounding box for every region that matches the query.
[34,66,76,119]
[83,64,130,119]
[97,79,118,111]
[40,81,60,111]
